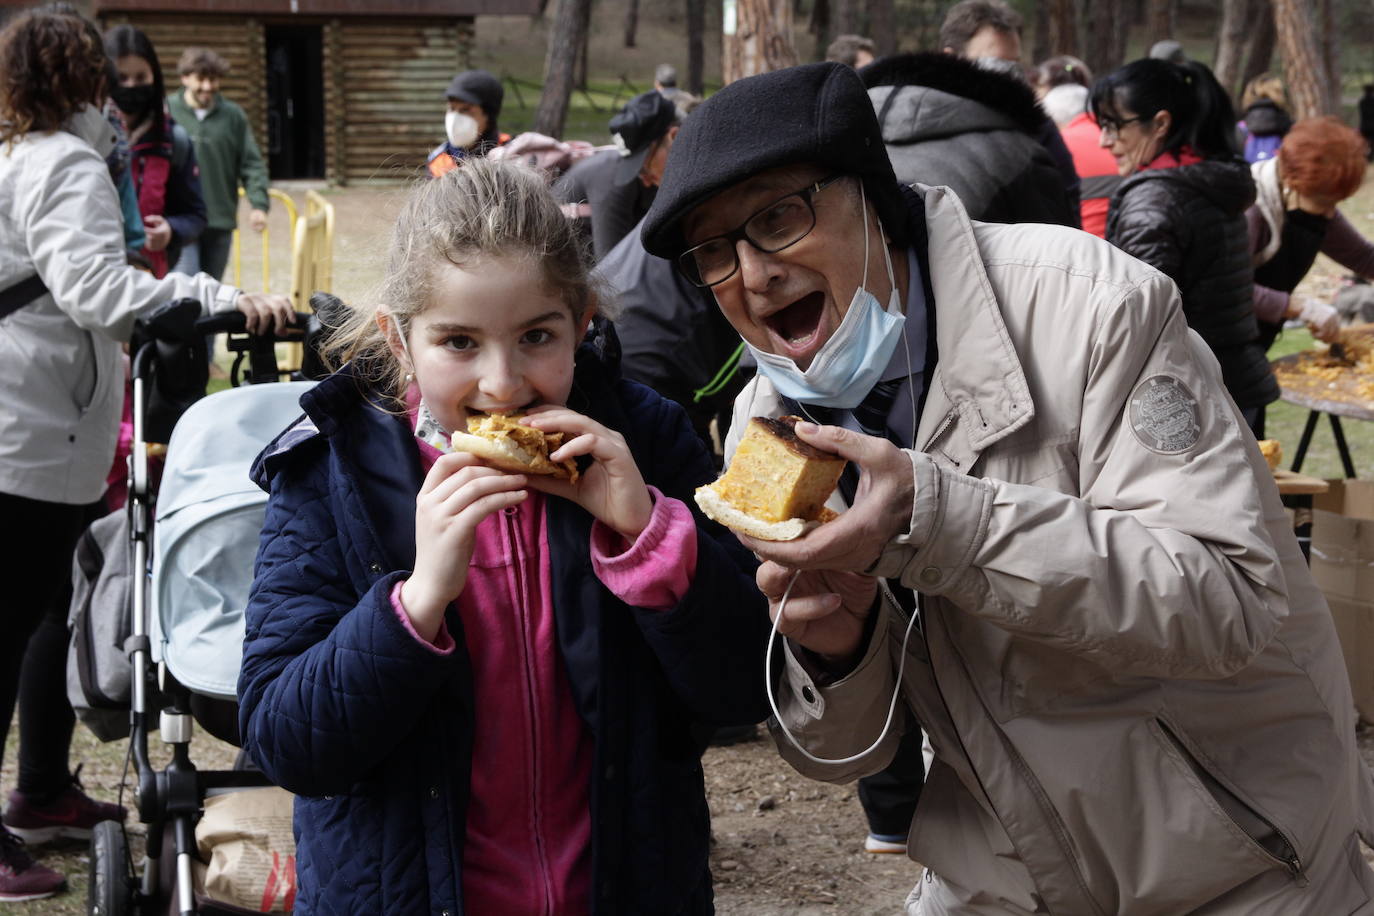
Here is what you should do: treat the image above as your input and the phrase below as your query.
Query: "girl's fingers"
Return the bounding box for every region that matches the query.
[435,470,528,516]
[452,488,528,531]
[422,465,509,509]
[419,451,483,496]
[548,432,601,463]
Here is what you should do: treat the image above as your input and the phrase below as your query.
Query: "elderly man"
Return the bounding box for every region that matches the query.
[641,62,1374,915]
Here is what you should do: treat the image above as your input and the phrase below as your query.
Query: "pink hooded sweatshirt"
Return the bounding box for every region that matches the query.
[391,430,699,914]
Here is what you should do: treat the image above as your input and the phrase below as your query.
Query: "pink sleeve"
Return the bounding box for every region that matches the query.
[389,580,455,655]
[590,486,698,612]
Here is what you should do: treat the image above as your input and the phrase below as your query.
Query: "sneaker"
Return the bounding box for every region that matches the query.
[0,830,64,901]
[2,767,127,845]
[864,832,908,854]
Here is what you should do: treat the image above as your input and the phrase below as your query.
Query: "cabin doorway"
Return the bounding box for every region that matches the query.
[265,25,325,179]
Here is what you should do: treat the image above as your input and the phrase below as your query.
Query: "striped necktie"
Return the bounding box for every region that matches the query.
[851,377,903,444]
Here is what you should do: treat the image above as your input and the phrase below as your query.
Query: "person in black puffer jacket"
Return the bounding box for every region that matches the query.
[1094,58,1273,434]
[862,52,1078,227]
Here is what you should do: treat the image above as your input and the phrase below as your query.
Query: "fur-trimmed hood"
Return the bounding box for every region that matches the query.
[862,52,1049,143]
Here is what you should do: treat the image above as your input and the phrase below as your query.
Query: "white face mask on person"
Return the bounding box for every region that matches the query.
[445,110,479,149]
[747,183,906,410]
[63,103,118,160]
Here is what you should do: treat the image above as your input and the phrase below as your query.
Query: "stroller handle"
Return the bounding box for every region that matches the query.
[195,310,311,339]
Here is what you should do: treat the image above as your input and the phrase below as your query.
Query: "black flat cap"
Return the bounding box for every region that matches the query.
[641,62,906,259]
[445,69,504,118]
[609,91,678,185]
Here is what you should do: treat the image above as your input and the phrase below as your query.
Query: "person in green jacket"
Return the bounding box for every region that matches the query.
[166,46,268,281]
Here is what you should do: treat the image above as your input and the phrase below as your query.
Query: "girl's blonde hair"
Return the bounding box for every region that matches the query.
[328,157,606,400]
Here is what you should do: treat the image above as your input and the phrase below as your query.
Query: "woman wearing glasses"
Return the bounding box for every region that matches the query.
[1092,58,1274,436]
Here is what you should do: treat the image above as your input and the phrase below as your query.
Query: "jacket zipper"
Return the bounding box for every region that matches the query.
[504,506,555,915]
[1154,718,1306,884]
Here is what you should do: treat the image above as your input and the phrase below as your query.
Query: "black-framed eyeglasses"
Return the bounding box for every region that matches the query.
[677,174,846,288]
[1097,114,1149,142]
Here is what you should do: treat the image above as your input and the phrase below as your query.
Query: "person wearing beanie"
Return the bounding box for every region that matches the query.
[642,60,1374,914]
[555,90,680,258]
[427,68,507,178]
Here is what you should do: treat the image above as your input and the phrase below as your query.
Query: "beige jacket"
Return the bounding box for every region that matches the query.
[735,186,1374,915]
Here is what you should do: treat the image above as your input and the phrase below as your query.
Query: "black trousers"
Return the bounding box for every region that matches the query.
[1,492,101,800]
[857,721,925,837]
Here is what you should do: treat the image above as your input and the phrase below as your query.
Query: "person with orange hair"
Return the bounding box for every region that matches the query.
[1248,117,1374,365]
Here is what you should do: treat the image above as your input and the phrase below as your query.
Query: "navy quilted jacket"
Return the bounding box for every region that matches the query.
[238,337,771,915]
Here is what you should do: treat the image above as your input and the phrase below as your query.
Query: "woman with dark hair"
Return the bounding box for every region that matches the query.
[0,10,290,900]
[1249,117,1374,351]
[104,24,205,277]
[1092,58,1272,435]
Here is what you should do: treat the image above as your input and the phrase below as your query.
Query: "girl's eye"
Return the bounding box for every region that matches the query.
[443,335,475,351]
[522,328,554,345]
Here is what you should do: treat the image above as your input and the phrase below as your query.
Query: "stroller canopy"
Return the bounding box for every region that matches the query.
[152,382,315,699]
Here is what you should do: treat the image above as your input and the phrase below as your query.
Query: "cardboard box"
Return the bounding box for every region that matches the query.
[1311,479,1374,723]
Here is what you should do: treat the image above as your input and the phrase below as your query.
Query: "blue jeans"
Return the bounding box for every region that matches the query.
[172,227,234,281]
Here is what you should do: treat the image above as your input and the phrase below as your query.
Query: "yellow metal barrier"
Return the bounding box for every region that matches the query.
[231,187,297,293]
[290,190,335,313]
[228,186,333,374]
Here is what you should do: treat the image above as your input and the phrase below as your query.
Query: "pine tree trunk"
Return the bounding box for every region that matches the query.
[722,0,798,85]
[534,0,591,138]
[624,0,639,48]
[1273,0,1331,118]
[1082,0,1128,79]
[1214,0,1254,99]
[1240,0,1277,87]
[1031,0,1050,64]
[1047,0,1077,56]
[867,0,895,57]
[1319,0,1342,113]
[831,0,859,35]
[1144,0,1176,49]
[809,0,830,61]
[686,0,705,95]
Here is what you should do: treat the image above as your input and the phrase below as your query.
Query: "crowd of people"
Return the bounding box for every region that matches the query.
[4,0,1374,913]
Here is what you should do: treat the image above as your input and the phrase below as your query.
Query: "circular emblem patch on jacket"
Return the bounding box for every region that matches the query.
[1130,375,1201,454]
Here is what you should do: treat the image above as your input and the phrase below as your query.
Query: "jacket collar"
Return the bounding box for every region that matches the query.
[912,184,1034,464]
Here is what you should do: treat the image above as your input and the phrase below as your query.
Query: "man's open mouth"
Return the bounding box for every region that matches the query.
[765,292,826,351]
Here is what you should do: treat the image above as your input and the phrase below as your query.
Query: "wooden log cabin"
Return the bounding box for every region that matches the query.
[93,1,537,184]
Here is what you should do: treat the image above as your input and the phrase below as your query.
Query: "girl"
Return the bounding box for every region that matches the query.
[238,158,771,915]
[104,24,206,278]
[1092,59,1273,435]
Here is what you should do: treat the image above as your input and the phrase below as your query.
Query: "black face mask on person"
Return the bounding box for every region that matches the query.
[112,84,161,119]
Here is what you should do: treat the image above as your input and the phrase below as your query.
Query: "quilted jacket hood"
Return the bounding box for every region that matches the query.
[1122,156,1256,218]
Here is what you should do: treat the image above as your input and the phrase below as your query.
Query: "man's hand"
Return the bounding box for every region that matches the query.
[249,208,268,232]
[759,562,877,663]
[235,292,294,334]
[142,214,172,252]
[740,422,914,573]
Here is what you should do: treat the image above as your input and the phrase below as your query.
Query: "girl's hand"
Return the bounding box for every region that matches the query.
[522,407,653,541]
[142,214,172,252]
[402,452,527,640]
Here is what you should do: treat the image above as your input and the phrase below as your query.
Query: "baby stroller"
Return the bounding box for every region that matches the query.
[79,296,338,915]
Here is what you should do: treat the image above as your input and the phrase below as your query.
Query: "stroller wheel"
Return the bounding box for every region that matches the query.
[88,820,133,916]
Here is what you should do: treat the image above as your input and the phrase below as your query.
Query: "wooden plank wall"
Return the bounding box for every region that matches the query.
[336,19,467,184]
[99,13,269,153]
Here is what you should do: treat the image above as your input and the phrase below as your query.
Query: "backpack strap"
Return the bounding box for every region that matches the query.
[0,274,48,321]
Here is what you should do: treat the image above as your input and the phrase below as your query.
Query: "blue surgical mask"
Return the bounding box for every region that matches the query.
[747,185,906,409]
